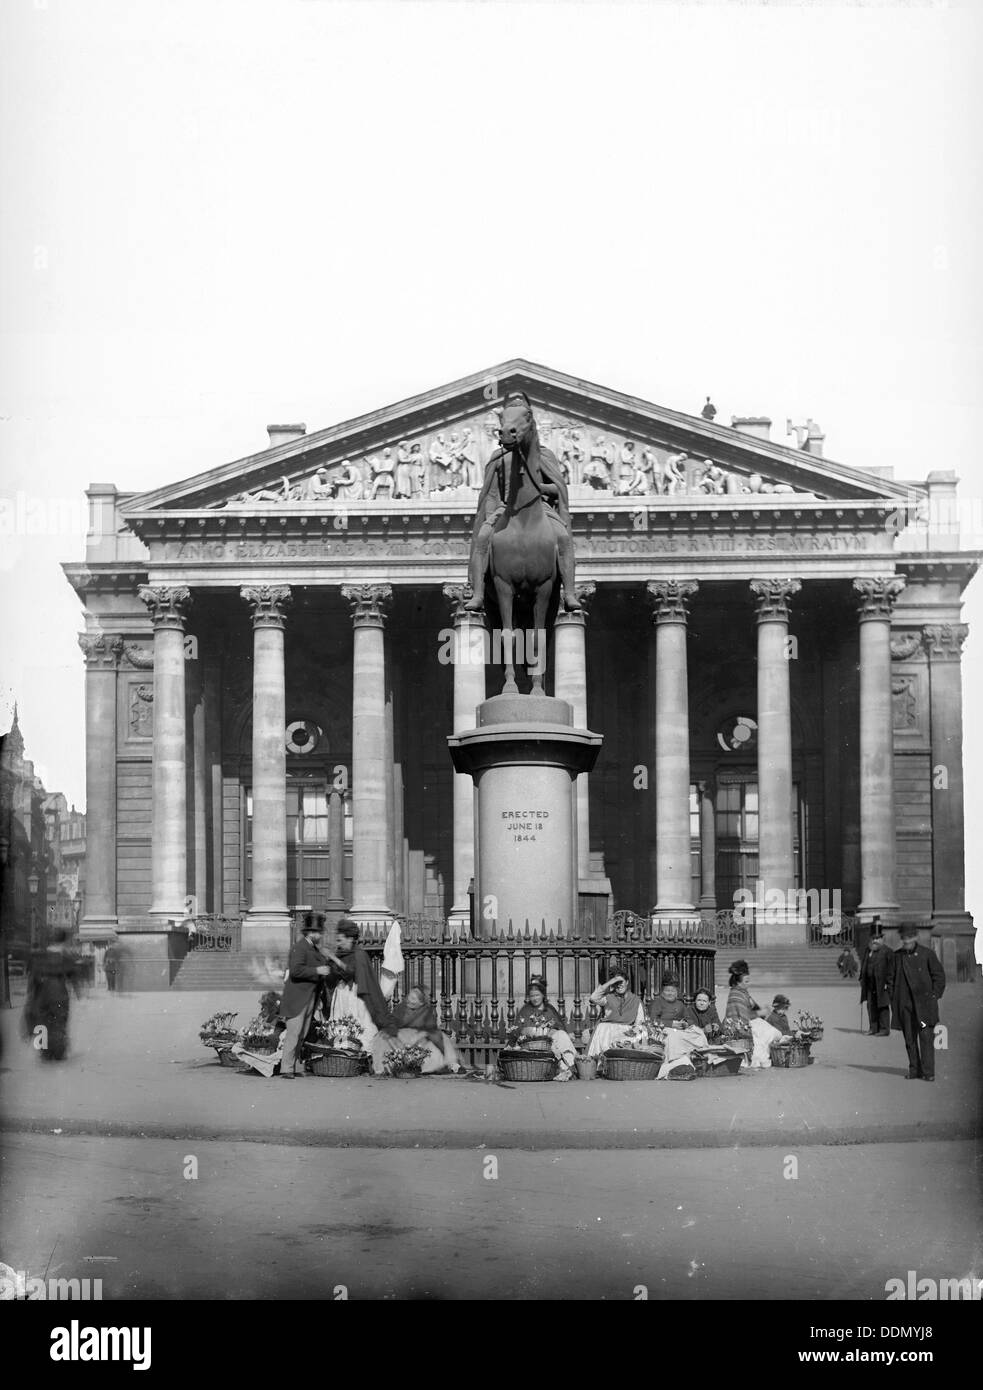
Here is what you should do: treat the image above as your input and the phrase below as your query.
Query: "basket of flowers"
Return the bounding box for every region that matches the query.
[199,1011,240,1051]
[769,1037,812,1068]
[515,1025,555,1054]
[794,1011,824,1043]
[305,1017,367,1077]
[498,1049,559,1082]
[382,1042,431,1078]
[719,1016,752,1049]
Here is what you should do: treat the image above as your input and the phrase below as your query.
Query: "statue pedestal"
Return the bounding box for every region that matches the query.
[448,694,602,937]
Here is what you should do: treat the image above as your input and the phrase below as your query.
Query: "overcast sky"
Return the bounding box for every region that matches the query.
[1,1,980,912]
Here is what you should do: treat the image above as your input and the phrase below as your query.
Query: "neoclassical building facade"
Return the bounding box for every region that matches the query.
[64,361,977,980]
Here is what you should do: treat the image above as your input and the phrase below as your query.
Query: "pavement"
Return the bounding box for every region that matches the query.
[2,984,981,1150]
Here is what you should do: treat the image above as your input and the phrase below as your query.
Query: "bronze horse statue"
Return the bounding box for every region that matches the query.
[468,393,579,695]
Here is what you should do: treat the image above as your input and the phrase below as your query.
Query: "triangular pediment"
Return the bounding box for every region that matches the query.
[120,359,915,518]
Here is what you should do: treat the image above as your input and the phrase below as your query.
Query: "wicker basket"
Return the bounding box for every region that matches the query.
[770,1040,812,1069]
[499,1050,558,1082]
[603,1049,661,1081]
[307,1048,365,1078]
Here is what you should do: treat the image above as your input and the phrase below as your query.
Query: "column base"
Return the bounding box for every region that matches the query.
[348,905,395,932]
[79,916,118,944]
[447,904,472,933]
[241,911,292,955]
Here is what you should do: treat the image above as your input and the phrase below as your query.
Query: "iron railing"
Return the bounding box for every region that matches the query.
[188,915,242,952]
[352,916,716,1063]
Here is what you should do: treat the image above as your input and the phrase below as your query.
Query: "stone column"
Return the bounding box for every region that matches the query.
[139,585,192,922]
[853,576,905,926]
[203,645,224,914]
[342,584,394,925]
[77,631,123,939]
[444,584,487,929]
[188,641,207,915]
[647,580,699,919]
[923,623,971,925]
[241,585,292,949]
[554,581,596,883]
[750,579,801,941]
[697,777,717,913]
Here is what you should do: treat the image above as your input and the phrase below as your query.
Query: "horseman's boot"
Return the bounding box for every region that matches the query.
[557,536,582,611]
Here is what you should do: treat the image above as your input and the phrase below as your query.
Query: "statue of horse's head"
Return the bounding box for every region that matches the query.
[499,392,537,456]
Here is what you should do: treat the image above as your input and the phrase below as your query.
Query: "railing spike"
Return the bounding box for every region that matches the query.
[506,917,515,940]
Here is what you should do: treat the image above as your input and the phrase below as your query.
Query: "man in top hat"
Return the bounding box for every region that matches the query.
[279,913,332,1079]
[859,934,892,1036]
[888,926,946,1081]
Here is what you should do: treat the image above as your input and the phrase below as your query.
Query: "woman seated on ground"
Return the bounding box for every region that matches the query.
[506,975,578,1082]
[725,959,782,1067]
[682,988,722,1041]
[371,984,466,1076]
[648,974,688,1027]
[587,971,646,1059]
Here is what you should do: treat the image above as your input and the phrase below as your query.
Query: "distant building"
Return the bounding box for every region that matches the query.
[0,708,49,961]
[42,793,86,934]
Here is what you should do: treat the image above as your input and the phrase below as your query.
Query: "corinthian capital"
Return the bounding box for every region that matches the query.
[647,579,698,623]
[442,583,478,624]
[853,576,905,622]
[750,578,801,623]
[241,584,292,629]
[139,585,192,631]
[922,622,968,661]
[342,584,393,627]
[77,632,124,668]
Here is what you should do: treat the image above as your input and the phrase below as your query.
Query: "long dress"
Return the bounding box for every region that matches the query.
[370,996,463,1075]
[327,946,395,1055]
[587,991,646,1058]
[725,982,782,1066]
[23,947,81,1061]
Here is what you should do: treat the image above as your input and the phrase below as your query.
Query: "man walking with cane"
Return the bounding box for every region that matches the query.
[279,913,331,1079]
[888,925,946,1081]
[859,934,891,1036]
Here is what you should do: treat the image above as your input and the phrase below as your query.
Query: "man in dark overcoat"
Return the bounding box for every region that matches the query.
[279,913,331,1079]
[859,935,892,1036]
[888,925,946,1081]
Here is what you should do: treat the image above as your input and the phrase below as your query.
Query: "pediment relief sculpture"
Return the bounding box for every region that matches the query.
[211,406,819,510]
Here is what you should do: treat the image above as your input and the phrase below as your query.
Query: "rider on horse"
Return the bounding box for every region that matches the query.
[464,391,581,613]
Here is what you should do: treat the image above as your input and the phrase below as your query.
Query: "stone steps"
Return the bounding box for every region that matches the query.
[171,953,268,991]
[713,946,856,988]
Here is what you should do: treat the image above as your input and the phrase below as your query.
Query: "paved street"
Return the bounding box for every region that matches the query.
[1,1132,978,1300]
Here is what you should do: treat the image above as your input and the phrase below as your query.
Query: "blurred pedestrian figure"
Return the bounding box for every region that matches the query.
[836,944,859,978]
[103,943,118,993]
[859,935,891,1035]
[889,926,946,1081]
[22,929,83,1061]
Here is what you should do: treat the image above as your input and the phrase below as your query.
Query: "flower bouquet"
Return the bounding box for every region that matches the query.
[199,1011,240,1046]
[315,1016,365,1055]
[621,1022,666,1053]
[793,1011,824,1043]
[382,1042,431,1078]
[719,1016,752,1053]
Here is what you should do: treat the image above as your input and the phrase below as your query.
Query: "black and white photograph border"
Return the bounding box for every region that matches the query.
[0,0,981,1337]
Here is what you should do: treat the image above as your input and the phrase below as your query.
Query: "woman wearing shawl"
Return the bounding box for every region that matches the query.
[507,976,578,1081]
[682,988,722,1040]
[325,920,398,1051]
[724,959,782,1067]
[586,970,646,1059]
[370,984,465,1076]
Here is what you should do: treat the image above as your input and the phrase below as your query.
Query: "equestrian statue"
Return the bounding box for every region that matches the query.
[465,391,581,694]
